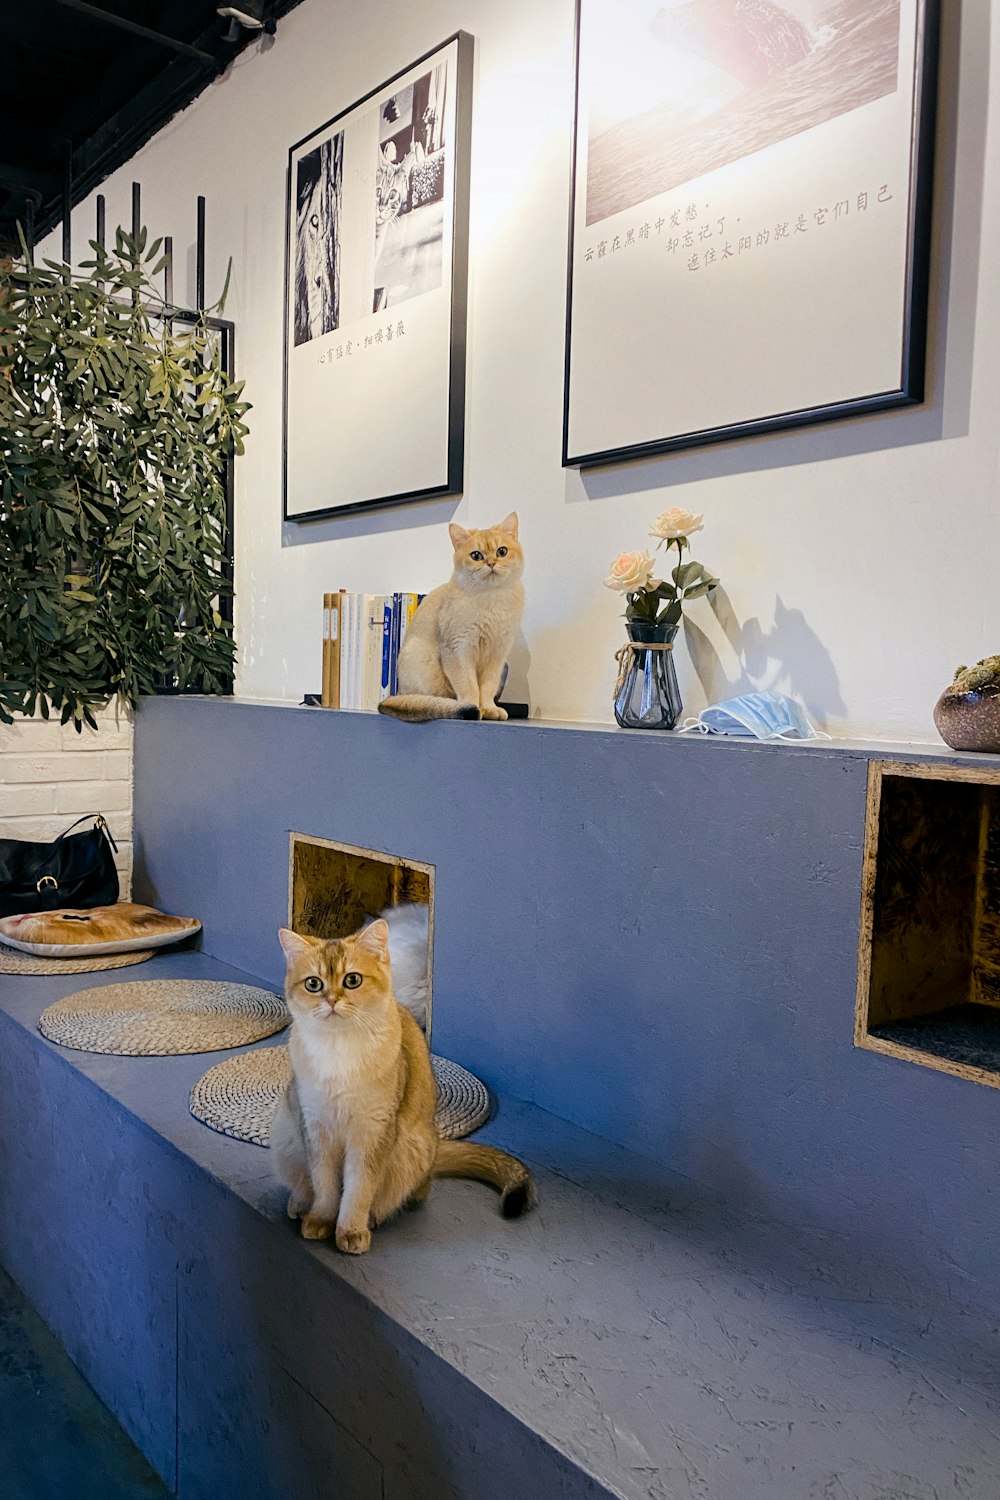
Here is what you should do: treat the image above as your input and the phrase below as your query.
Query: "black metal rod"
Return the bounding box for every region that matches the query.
[131,182,141,302]
[94,193,105,287]
[196,196,206,311]
[164,236,173,305]
[55,0,214,61]
[62,147,72,266]
[221,323,236,655]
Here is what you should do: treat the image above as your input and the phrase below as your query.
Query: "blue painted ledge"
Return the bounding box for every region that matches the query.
[133,697,1000,1338]
[1,947,999,1499]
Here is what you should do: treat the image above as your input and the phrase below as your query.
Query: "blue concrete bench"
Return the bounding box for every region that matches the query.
[1,946,999,1499]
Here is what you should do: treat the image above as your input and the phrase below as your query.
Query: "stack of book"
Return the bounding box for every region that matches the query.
[321,592,423,710]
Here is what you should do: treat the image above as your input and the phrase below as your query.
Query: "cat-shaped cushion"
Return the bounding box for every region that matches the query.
[0,902,201,957]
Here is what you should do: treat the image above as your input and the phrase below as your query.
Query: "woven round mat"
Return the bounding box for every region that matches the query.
[0,943,155,976]
[38,979,289,1056]
[189,1046,492,1147]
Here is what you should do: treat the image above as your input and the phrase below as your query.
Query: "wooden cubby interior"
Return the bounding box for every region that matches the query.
[288,833,434,1035]
[856,762,1000,1089]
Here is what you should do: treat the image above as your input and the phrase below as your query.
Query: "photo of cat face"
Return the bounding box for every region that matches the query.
[279,921,394,1024]
[448,512,523,590]
[372,62,449,313]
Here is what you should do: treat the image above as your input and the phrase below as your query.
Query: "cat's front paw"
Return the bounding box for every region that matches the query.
[300,1214,335,1240]
[336,1225,372,1255]
[481,704,507,721]
[287,1191,312,1221]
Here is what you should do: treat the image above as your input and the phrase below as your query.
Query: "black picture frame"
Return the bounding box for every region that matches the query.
[283,31,474,521]
[563,0,939,470]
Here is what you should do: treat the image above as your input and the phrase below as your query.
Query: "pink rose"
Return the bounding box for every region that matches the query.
[603,549,655,593]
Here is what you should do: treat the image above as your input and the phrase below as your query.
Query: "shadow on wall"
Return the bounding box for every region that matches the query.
[685,589,846,727]
[527,598,610,718]
[503,629,532,707]
[282,493,460,548]
[565,0,984,500]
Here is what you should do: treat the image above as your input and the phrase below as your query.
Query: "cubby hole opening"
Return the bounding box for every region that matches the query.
[856,763,1000,1089]
[288,833,434,1038]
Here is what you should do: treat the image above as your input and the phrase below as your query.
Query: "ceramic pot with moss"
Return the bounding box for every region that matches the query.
[934,658,1000,752]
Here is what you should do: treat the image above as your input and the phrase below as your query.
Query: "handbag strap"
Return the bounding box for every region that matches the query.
[53,813,119,854]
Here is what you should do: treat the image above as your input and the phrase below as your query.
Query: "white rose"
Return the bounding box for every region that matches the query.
[603,549,655,593]
[650,507,704,541]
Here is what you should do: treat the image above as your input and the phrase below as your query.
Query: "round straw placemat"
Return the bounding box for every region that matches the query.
[0,943,155,976]
[38,979,289,1056]
[189,1046,492,1147]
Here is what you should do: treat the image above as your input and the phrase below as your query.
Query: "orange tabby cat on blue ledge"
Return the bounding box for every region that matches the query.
[272,919,537,1254]
[379,512,524,723]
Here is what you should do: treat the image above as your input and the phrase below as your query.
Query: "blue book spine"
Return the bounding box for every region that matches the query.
[380,597,392,698]
[390,592,401,695]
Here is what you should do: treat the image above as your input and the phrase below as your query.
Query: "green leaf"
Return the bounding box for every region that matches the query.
[673,561,706,589]
[682,579,719,600]
[0,220,246,720]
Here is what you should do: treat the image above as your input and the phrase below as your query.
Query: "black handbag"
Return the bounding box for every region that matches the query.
[0,814,120,918]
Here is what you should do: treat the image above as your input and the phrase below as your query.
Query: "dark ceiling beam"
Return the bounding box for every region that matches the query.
[0,161,59,195]
[0,31,97,75]
[54,0,216,62]
[32,56,214,239]
[17,0,308,244]
[46,29,179,162]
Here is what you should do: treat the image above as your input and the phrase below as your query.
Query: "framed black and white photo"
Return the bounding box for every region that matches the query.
[563,0,938,468]
[284,32,473,519]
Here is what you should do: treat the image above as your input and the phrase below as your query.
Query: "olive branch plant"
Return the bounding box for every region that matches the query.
[0,226,250,730]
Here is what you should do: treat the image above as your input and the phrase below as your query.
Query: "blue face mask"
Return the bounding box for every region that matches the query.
[680,690,826,741]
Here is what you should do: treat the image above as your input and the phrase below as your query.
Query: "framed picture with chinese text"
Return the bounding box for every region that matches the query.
[563,0,938,468]
[284,32,473,519]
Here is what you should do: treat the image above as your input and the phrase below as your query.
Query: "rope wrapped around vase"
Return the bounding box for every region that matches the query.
[613,639,674,699]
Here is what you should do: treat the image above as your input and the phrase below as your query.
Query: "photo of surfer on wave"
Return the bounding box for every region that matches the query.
[584,0,902,226]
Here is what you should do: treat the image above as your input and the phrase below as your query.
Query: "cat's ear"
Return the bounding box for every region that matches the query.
[498,511,518,538]
[355,919,390,961]
[449,522,470,549]
[278,927,319,960]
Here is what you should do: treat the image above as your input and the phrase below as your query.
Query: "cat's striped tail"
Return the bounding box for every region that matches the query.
[378,695,481,722]
[433,1140,538,1218]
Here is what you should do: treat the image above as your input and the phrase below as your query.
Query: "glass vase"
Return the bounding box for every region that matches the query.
[614,620,682,730]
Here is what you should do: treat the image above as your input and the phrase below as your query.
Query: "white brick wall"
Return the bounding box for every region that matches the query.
[0,704,135,895]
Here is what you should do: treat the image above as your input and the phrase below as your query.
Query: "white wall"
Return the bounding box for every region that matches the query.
[50,0,999,741]
[0,707,134,894]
